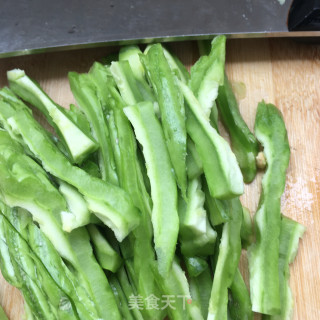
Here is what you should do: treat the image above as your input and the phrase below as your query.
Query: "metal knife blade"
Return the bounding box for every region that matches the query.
[1,0,319,58]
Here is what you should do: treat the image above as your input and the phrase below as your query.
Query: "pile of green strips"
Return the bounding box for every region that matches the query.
[0,36,305,320]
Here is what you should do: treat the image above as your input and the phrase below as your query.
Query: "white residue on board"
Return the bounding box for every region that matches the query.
[281,176,314,215]
[277,0,285,5]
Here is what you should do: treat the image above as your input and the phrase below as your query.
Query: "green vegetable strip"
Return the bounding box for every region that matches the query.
[263,216,305,320]
[161,49,206,188]
[116,267,145,320]
[110,60,145,105]
[26,222,100,319]
[186,138,203,180]
[119,46,146,82]
[217,74,259,183]
[67,227,121,320]
[108,104,160,317]
[66,103,93,137]
[68,71,118,184]
[190,268,212,319]
[162,47,190,84]
[228,268,253,320]
[162,47,206,191]
[0,131,76,264]
[184,256,209,278]
[144,45,190,85]
[0,214,76,320]
[0,87,32,148]
[0,200,120,320]
[240,206,254,249]
[179,80,244,199]
[81,157,101,179]
[0,87,73,161]
[208,198,243,320]
[7,69,98,164]
[190,36,226,121]
[103,86,152,217]
[88,60,116,90]
[197,40,211,57]
[88,224,122,273]
[154,259,204,320]
[0,222,50,320]
[103,87,163,319]
[248,102,290,315]
[179,178,217,257]
[119,46,157,103]
[141,44,187,197]
[59,181,91,232]
[109,274,135,320]
[0,203,100,320]
[5,108,139,241]
[0,304,8,320]
[203,179,231,226]
[0,90,134,237]
[124,102,179,277]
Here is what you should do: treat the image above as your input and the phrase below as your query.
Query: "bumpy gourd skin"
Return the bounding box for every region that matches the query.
[249,101,290,316]
[124,101,179,278]
[207,198,243,320]
[263,216,305,320]
[0,210,76,320]
[8,69,98,164]
[179,80,244,200]
[0,133,121,320]
[98,80,162,320]
[217,74,259,183]
[141,44,187,198]
[229,268,253,320]
[69,68,119,184]
[190,36,226,124]
[5,106,140,242]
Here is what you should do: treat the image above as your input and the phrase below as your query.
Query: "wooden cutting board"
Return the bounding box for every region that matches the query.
[0,38,319,319]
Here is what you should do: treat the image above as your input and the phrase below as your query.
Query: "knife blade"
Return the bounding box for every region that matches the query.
[1,0,320,58]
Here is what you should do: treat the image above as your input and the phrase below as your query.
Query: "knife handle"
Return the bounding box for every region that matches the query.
[288,0,320,31]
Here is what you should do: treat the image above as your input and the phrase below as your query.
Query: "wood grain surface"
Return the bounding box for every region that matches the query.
[0,38,319,319]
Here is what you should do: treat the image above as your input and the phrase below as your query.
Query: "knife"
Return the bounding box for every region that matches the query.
[1,0,320,58]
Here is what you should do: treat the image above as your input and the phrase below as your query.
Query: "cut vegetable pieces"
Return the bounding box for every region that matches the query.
[207,198,242,320]
[179,178,217,257]
[4,107,139,242]
[190,268,212,319]
[179,80,244,199]
[0,203,102,320]
[154,259,204,320]
[248,101,290,315]
[124,102,179,277]
[119,46,146,82]
[110,60,145,105]
[240,206,254,249]
[0,130,76,264]
[0,41,307,320]
[68,227,122,320]
[263,216,305,320]
[8,69,98,164]
[59,181,91,232]
[88,224,122,273]
[141,44,187,197]
[68,70,118,184]
[184,256,209,278]
[228,268,253,320]
[217,74,259,183]
[190,36,226,120]
[0,212,77,320]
